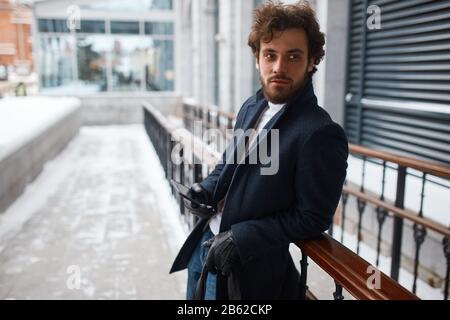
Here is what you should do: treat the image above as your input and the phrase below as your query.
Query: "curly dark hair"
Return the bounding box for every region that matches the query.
[248,0,325,75]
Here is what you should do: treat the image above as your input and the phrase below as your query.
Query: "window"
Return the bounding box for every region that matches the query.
[144,22,174,35]
[38,19,69,33]
[145,39,174,91]
[39,36,74,88]
[111,36,144,91]
[150,0,173,10]
[110,21,140,34]
[78,20,106,34]
[77,36,110,92]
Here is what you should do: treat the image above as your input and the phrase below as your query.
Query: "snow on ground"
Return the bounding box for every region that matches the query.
[0,96,80,160]
[0,125,188,299]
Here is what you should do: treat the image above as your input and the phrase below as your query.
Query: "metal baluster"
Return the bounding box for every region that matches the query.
[192,161,203,226]
[333,282,344,300]
[182,103,187,129]
[412,173,427,294]
[390,166,406,281]
[216,112,220,130]
[340,189,348,244]
[186,159,193,229]
[192,106,197,134]
[187,104,192,132]
[168,139,175,195]
[179,146,185,216]
[201,108,206,131]
[227,118,233,130]
[375,161,388,267]
[356,156,367,255]
[207,109,212,130]
[443,234,450,300]
[299,253,309,300]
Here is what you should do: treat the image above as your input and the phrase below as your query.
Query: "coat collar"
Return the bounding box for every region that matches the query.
[247,75,315,126]
[241,76,316,159]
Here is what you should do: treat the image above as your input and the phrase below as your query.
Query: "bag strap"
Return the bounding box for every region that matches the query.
[194,264,242,300]
[194,264,209,300]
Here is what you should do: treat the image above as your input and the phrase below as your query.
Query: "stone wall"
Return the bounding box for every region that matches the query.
[79,92,182,125]
[0,98,82,213]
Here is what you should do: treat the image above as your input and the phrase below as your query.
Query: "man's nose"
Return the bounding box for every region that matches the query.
[273,57,288,74]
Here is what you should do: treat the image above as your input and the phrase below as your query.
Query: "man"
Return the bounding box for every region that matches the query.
[170,1,348,300]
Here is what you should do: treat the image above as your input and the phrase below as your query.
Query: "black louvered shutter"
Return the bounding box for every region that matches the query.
[344,0,450,165]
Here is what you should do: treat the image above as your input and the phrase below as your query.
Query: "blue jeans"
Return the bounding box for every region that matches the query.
[186,229,217,300]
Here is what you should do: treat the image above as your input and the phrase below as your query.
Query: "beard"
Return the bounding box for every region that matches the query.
[260,69,309,104]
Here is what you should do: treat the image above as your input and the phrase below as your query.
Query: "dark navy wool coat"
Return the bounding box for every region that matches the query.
[170,77,348,299]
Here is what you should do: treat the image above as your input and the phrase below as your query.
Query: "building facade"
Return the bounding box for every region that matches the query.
[0,0,33,76]
[33,0,175,94]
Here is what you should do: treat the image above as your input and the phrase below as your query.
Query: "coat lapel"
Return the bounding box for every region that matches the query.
[244,105,287,160]
[241,92,268,132]
[225,92,268,165]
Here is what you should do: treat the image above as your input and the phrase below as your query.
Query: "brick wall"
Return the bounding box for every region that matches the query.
[0,0,33,71]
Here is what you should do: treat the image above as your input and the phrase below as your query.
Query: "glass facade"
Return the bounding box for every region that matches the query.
[77,35,110,92]
[79,0,173,12]
[38,18,174,93]
[149,39,174,91]
[39,36,74,88]
[111,36,143,91]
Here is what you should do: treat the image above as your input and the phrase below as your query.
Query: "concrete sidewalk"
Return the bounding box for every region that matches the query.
[0,125,187,299]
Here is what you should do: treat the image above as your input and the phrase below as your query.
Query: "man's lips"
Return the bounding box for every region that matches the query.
[270,78,291,85]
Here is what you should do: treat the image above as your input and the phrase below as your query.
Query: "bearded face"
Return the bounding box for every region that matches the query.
[257,28,314,104]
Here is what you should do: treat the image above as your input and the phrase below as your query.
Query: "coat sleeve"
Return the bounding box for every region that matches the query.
[231,123,349,264]
[199,101,249,196]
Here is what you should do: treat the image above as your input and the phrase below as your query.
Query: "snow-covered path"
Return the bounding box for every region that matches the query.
[0,125,187,299]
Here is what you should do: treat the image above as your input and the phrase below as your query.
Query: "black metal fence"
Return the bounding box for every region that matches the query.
[340,146,450,299]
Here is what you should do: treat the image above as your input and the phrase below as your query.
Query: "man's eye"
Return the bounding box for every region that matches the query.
[265,53,275,60]
[289,54,300,60]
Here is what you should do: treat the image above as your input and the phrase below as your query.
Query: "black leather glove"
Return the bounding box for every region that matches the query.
[203,230,240,276]
[183,183,215,219]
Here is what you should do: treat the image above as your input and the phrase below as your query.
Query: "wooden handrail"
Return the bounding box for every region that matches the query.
[343,185,450,238]
[296,233,419,300]
[349,143,450,180]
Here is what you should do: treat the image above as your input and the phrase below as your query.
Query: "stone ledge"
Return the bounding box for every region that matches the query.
[0,97,82,213]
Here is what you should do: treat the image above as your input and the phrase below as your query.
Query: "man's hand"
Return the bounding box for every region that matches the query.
[203,230,240,276]
[183,183,215,219]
